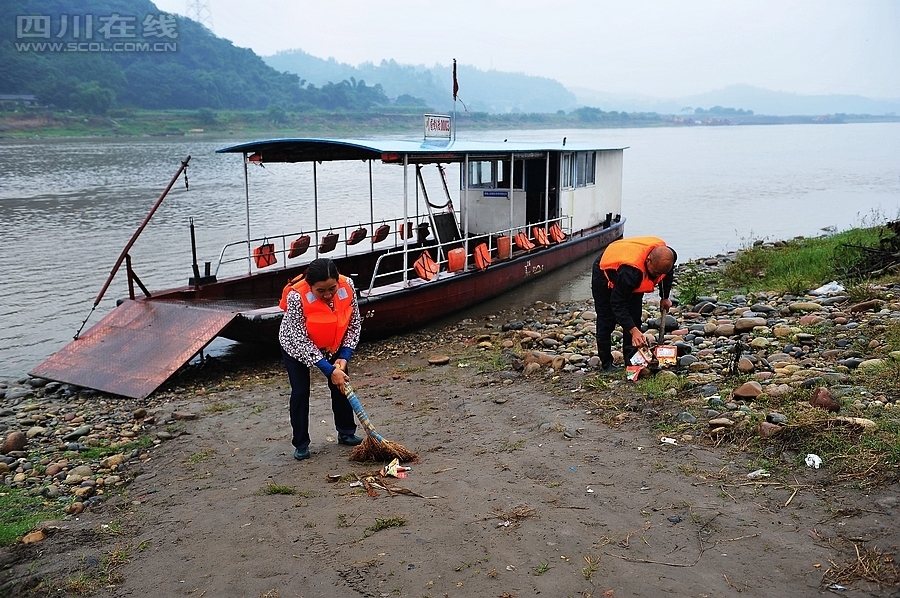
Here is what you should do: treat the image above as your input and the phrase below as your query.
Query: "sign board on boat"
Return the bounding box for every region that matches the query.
[424,114,451,139]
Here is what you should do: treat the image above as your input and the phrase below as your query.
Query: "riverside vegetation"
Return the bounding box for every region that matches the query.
[1,220,899,595]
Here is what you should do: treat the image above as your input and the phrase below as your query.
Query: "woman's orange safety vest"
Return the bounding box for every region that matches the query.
[279,275,354,352]
[599,236,667,293]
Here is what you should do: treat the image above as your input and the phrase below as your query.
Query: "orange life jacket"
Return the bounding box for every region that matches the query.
[414,251,439,280]
[598,236,667,293]
[532,226,550,247]
[253,242,277,268]
[447,247,466,272]
[288,235,310,258]
[474,242,491,271]
[372,224,390,243]
[514,232,535,251]
[278,275,354,352]
[549,222,566,243]
[346,227,367,245]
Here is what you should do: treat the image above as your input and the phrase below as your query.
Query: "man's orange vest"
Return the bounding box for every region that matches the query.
[599,236,667,293]
[279,275,354,352]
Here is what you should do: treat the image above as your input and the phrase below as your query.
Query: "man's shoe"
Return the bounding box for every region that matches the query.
[600,363,622,373]
[293,447,310,460]
[337,433,363,446]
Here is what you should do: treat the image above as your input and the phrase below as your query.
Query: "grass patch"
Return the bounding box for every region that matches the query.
[718,225,895,294]
[261,483,296,496]
[184,449,215,467]
[501,439,526,452]
[674,260,711,305]
[363,517,406,537]
[65,437,152,462]
[205,402,236,413]
[0,488,66,547]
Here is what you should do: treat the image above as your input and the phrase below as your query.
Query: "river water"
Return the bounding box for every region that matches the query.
[1,123,898,382]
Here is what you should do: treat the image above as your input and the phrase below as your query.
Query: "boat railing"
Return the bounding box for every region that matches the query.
[362,215,573,297]
[211,213,448,279]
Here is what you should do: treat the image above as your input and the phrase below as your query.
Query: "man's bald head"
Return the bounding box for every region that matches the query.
[647,246,675,277]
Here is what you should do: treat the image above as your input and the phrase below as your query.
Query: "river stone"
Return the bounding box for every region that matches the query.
[732,381,763,399]
[748,337,769,349]
[26,426,48,439]
[766,384,794,397]
[523,362,541,375]
[737,358,755,373]
[709,417,734,427]
[714,324,735,336]
[63,426,92,441]
[734,317,767,333]
[427,355,450,366]
[789,302,822,313]
[1,431,27,454]
[69,465,93,478]
[767,412,789,425]
[100,454,127,469]
[798,314,825,325]
[809,387,840,412]
[757,422,783,438]
[858,358,885,370]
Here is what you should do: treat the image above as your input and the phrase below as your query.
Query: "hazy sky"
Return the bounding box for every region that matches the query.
[152,0,900,99]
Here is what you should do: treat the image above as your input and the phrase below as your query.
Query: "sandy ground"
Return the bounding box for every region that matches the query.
[4,320,900,598]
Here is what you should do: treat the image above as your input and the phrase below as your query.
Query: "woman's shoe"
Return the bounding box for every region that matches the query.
[337,433,363,446]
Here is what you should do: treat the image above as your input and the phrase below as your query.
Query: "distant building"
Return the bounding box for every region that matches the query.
[0,94,38,107]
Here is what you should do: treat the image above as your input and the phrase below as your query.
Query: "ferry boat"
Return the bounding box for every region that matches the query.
[32,116,626,398]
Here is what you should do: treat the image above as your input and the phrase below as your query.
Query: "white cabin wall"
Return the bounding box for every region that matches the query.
[558,149,623,232]
[460,189,527,235]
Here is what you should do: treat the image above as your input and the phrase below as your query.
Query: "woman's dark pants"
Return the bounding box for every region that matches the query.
[281,349,357,450]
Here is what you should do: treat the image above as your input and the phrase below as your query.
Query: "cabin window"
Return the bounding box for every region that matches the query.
[561,153,574,188]
[464,159,512,188]
[467,160,496,187]
[563,151,595,189]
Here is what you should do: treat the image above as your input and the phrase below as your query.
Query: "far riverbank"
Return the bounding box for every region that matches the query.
[2,107,898,139]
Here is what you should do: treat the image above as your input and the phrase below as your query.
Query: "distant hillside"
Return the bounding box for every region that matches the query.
[264,50,578,114]
[2,0,405,114]
[571,84,900,117]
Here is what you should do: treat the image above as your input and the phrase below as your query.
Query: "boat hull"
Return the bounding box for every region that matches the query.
[215,220,623,344]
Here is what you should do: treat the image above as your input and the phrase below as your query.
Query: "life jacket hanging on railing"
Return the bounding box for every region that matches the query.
[447,247,466,272]
[514,232,535,251]
[414,250,439,281]
[496,235,512,260]
[288,234,311,258]
[372,223,390,243]
[399,221,413,240]
[532,226,550,247]
[474,243,491,271]
[549,222,566,243]
[319,232,339,253]
[346,227,367,245]
[253,239,277,268]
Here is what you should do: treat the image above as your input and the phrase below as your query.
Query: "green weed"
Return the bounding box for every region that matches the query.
[0,488,65,547]
[364,517,406,537]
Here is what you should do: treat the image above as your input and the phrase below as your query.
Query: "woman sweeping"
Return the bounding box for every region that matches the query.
[279,258,363,460]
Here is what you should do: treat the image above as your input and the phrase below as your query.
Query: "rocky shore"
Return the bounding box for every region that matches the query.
[2,251,900,512]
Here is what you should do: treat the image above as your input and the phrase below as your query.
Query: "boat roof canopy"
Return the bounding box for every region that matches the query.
[216,137,627,164]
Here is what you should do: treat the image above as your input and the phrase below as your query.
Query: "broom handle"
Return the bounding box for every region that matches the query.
[343,383,385,442]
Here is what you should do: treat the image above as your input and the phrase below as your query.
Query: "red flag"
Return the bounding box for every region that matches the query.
[452,59,459,100]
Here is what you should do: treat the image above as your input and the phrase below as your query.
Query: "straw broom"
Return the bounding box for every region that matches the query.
[343,382,418,463]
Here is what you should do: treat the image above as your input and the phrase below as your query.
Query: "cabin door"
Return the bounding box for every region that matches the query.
[524,157,558,225]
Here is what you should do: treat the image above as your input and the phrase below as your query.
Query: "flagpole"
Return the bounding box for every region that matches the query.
[452,58,457,141]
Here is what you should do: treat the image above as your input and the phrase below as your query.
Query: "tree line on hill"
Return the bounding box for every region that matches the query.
[1,0,415,115]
